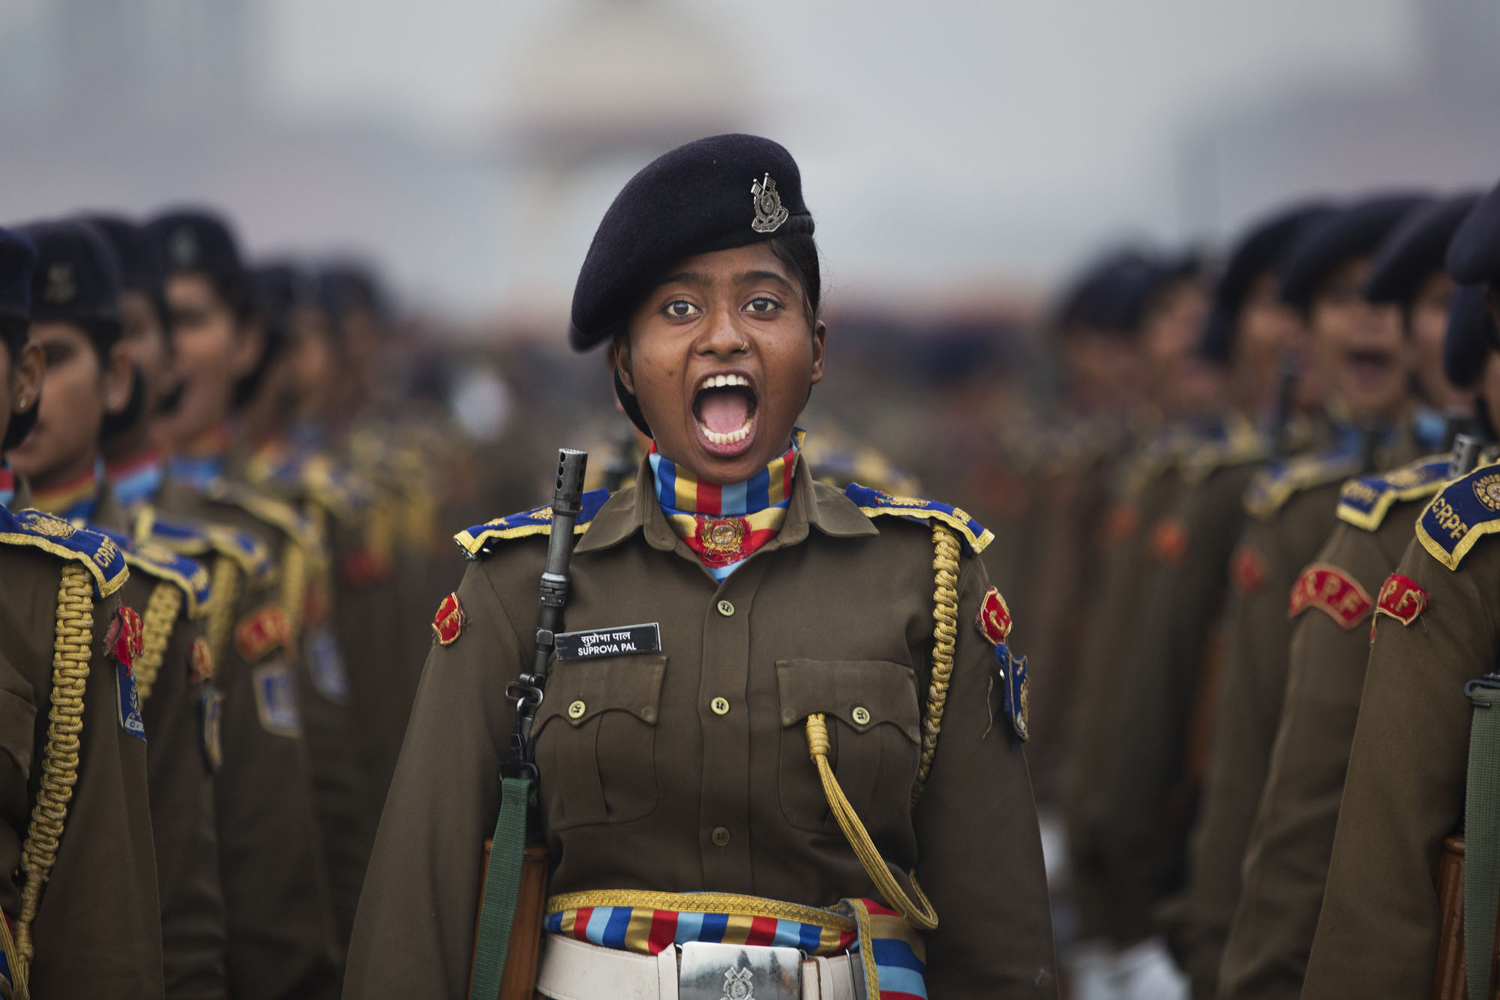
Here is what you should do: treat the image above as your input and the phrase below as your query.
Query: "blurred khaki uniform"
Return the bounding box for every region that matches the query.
[1217,453,1450,1000]
[1302,461,1500,997]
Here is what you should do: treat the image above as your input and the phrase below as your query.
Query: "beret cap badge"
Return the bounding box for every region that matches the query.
[44,262,76,304]
[750,173,789,234]
[168,227,198,269]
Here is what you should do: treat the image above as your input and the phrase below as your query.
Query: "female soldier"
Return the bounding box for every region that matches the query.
[345,134,1055,999]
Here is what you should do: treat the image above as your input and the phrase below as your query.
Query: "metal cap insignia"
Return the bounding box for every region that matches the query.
[168,227,198,269]
[44,262,76,303]
[750,174,789,234]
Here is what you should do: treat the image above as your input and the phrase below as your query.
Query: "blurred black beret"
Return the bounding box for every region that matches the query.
[1448,178,1500,284]
[1365,193,1480,305]
[570,133,815,351]
[1279,194,1431,310]
[83,214,165,295]
[1054,247,1158,337]
[148,207,245,282]
[14,219,123,354]
[319,259,389,328]
[1443,283,1495,388]
[1200,202,1332,363]
[0,226,36,324]
[253,260,318,356]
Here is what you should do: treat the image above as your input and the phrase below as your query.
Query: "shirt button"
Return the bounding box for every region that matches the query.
[851,706,871,726]
[716,600,735,617]
[711,827,731,847]
[567,700,586,719]
[710,696,730,716]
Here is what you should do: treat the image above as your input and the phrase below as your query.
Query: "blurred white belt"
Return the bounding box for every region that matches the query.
[536,933,861,1000]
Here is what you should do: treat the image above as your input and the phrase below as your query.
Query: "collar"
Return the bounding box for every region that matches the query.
[648,434,800,517]
[0,463,12,507]
[29,462,102,521]
[574,452,879,557]
[106,448,164,510]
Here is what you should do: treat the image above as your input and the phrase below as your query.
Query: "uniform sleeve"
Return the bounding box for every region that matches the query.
[344,560,527,1000]
[1302,537,1496,998]
[1217,526,1387,1000]
[1179,517,1301,997]
[914,552,1058,999]
[142,613,228,999]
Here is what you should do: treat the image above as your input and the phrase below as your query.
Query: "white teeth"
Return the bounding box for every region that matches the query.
[701,420,753,446]
[700,373,750,392]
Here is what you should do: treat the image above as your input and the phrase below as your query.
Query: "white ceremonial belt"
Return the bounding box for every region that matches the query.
[536,932,861,1000]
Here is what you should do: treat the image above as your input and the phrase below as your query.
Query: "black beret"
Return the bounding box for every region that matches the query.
[14,219,123,352]
[1279,193,1432,310]
[82,213,165,295]
[1364,193,1480,305]
[1448,177,1500,284]
[570,134,815,351]
[1443,283,1495,388]
[319,259,389,326]
[1053,247,1157,336]
[147,207,245,281]
[0,226,36,324]
[253,260,317,356]
[1200,202,1333,363]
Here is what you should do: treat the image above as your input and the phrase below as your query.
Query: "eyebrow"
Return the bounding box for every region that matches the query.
[653,269,794,291]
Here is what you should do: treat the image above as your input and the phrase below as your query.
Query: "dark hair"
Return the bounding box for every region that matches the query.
[0,316,25,362]
[766,232,822,323]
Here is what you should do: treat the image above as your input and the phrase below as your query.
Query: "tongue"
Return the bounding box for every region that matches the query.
[699,388,752,434]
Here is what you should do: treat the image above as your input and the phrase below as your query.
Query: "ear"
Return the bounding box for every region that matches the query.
[101,342,135,414]
[809,320,827,386]
[610,333,635,395]
[12,341,43,412]
[230,318,266,379]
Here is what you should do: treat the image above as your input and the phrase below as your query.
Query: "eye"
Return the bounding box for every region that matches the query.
[662,299,700,320]
[41,341,74,368]
[744,296,782,315]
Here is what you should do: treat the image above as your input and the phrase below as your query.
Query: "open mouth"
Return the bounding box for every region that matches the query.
[1345,347,1397,380]
[692,372,759,456]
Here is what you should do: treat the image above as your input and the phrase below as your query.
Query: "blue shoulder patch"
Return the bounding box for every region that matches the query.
[843,483,993,555]
[144,511,275,585]
[1416,464,1500,570]
[204,479,321,551]
[0,507,128,597]
[455,488,611,559]
[1336,454,1453,532]
[1244,446,1363,520]
[89,525,212,616]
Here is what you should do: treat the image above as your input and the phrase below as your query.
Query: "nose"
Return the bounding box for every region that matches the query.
[697,304,748,357]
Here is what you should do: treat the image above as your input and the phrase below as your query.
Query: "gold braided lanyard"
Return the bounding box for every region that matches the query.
[203,556,240,674]
[132,582,183,702]
[2,565,95,998]
[803,523,960,933]
[279,540,308,647]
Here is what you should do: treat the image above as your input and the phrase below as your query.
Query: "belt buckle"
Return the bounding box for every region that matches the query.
[678,941,804,1000]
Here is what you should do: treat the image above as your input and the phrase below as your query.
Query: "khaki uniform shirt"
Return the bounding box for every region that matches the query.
[1302,464,1500,997]
[346,459,1056,999]
[1218,456,1447,1000]
[0,519,164,998]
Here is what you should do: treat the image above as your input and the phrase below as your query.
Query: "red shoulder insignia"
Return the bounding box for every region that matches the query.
[1231,543,1268,594]
[107,605,145,667]
[1288,563,1373,629]
[1150,516,1189,565]
[1376,573,1431,626]
[433,592,465,646]
[975,586,1013,644]
[235,603,290,664]
[189,636,215,683]
[1102,504,1138,552]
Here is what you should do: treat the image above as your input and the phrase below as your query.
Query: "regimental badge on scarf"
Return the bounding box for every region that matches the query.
[235,603,290,664]
[252,661,301,737]
[1376,572,1431,627]
[304,625,350,702]
[433,592,465,646]
[106,606,147,739]
[1288,563,1373,630]
[201,689,224,771]
[1231,543,1268,594]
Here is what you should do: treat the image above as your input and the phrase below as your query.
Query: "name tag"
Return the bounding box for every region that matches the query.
[556,623,661,660]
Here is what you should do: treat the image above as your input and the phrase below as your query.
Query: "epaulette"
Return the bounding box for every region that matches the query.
[91,525,212,616]
[138,509,275,585]
[204,479,321,551]
[1179,422,1270,485]
[1337,454,1453,532]
[1244,447,1363,521]
[1416,463,1500,570]
[844,483,993,555]
[0,506,128,598]
[455,489,612,559]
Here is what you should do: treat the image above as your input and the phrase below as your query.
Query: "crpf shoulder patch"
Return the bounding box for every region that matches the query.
[1336,455,1452,532]
[1416,465,1500,570]
[251,660,301,737]
[91,524,212,616]
[993,645,1029,742]
[189,636,215,683]
[1375,572,1431,626]
[141,510,275,584]
[108,606,146,740]
[844,483,993,555]
[0,506,128,597]
[304,625,349,702]
[1178,421,1269,485]
[1245,448,1363,521]
[975,586,1013,644]
[205,479,321,551]
[433,592,465,645]
[455,489,611,559]
[1231,543,1269,594]
[1150,516,1189,565]
[1288,563,1373,629]
[236,603,290,664]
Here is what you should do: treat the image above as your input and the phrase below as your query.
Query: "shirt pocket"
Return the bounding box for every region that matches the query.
[774,658,921,835]
[533,654,666,830]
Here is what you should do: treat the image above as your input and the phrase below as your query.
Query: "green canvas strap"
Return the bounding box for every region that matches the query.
[1465,680,1500,1000]
[468,775,533,1000]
